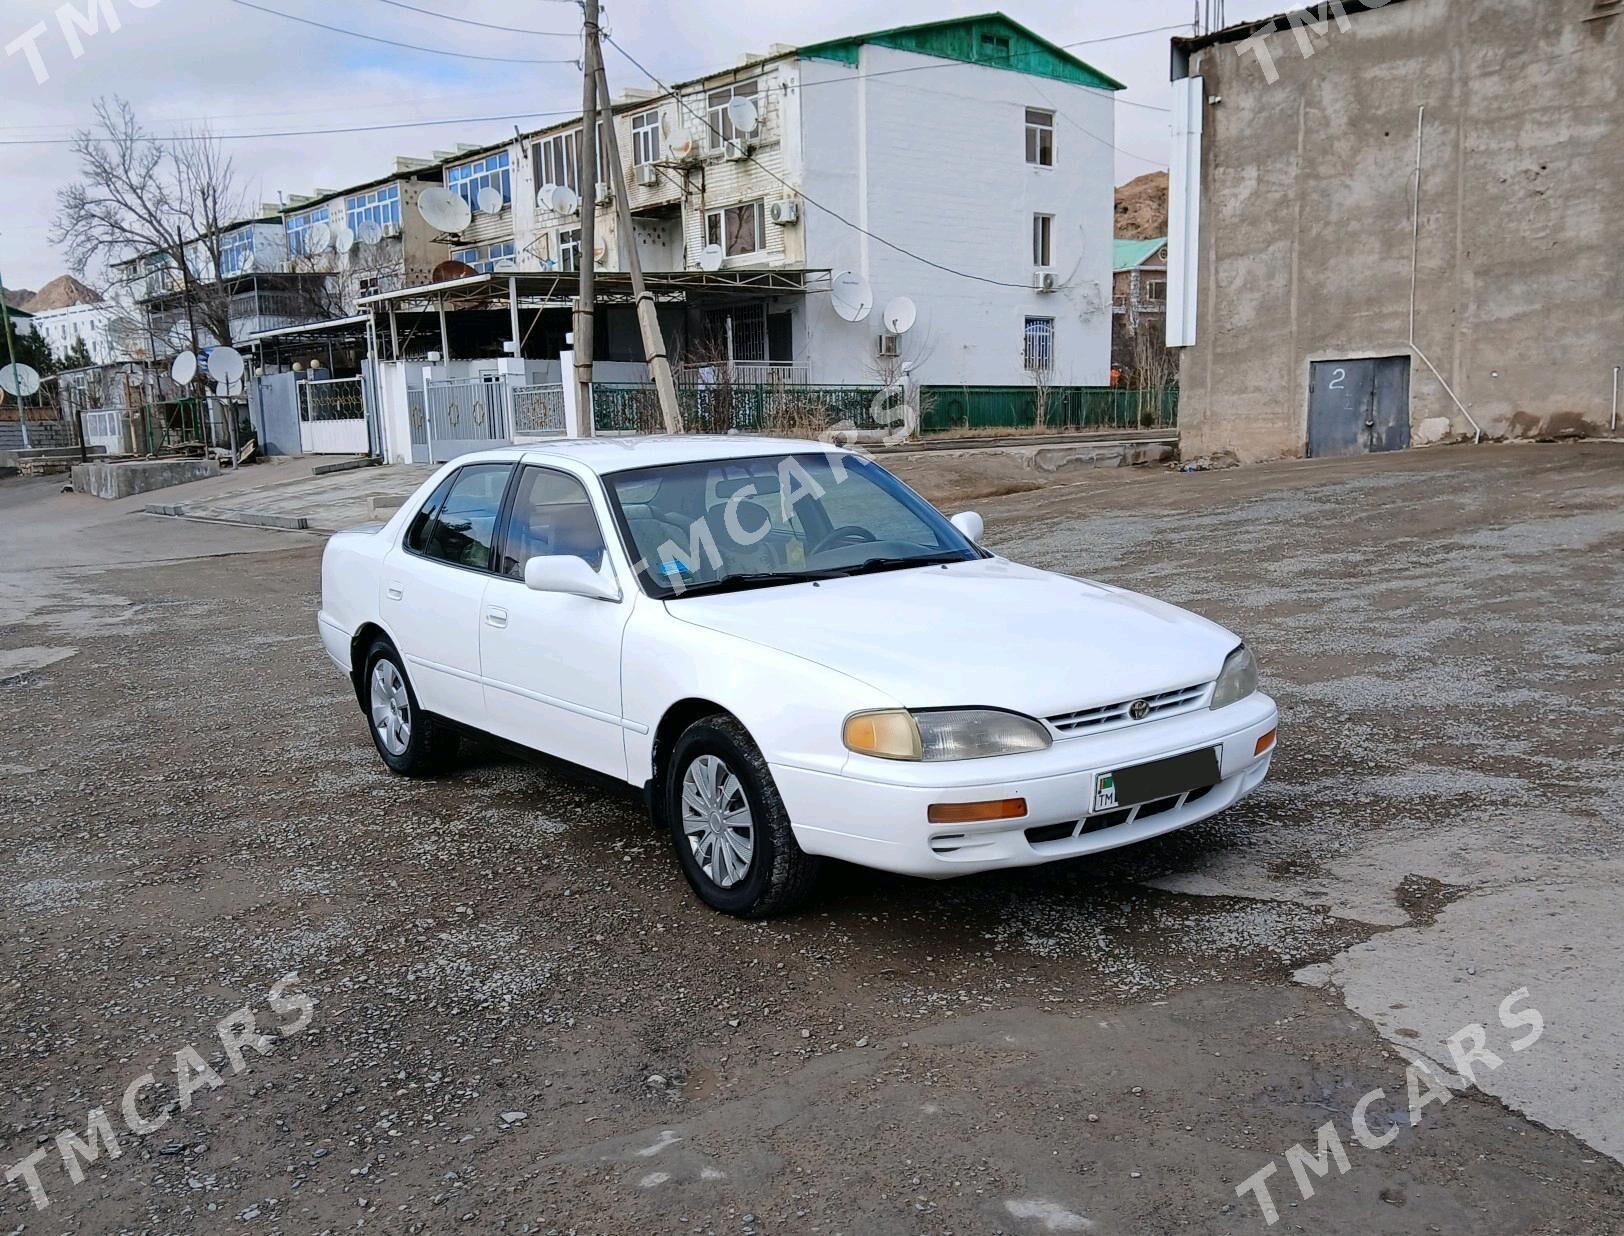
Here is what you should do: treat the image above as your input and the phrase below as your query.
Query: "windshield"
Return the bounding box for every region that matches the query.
[604,452,980,598]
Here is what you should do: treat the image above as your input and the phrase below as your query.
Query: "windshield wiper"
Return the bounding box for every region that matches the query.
[835,552,969,578]
[667,569,849,599]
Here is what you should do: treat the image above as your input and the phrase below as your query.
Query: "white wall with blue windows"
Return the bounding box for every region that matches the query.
[444,148,516,269]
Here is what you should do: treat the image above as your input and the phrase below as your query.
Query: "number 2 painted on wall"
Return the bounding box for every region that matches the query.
[1328,368,1347,391]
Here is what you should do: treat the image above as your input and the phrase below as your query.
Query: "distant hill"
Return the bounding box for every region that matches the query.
[1115,171,1169,241]
[23,275,103,313]
[2,287,36,311]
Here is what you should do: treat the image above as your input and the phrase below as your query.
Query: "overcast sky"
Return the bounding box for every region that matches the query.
[0,0,1283,291]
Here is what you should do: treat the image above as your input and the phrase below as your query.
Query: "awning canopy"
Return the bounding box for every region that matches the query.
[356,268,833,311]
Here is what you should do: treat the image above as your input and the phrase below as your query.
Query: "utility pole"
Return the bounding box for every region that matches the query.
[591,32,682,432]
[573,0,601,434]
[0,261,31,450]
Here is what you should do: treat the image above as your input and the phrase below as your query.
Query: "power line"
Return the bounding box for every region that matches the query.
[0,109,580,148]
[365,0,576,36]
[222,0,580,64]
[1068,22,1192,45]
[604,34,1040,290]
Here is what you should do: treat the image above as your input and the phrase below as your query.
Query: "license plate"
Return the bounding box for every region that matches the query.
[1094,747,1221,813]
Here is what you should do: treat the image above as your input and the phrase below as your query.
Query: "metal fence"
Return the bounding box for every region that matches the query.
[920,386,1180,434]
[593,382,894,436]
[511,383,566,437]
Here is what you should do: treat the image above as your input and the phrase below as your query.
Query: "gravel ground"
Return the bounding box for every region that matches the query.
[1,443,1621,1234]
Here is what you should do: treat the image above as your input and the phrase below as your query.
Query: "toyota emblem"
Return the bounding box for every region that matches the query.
[1128,699,1151,721]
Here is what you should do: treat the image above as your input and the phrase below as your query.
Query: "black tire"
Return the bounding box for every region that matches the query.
[665,715,821,917]
[362,637,459,777]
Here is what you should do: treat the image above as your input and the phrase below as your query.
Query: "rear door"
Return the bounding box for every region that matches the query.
[380,461,513,726]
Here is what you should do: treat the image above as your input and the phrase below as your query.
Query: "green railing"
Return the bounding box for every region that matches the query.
[920,385,1178,434]
[589,383,1180,438]
[594,383,893,436]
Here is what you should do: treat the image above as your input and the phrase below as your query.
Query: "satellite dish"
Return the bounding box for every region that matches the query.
[727,95,759,135]
[492,257,518,273]
[551,184,579,216]
[430,259,481,283]
[0,363,41,398]
[882,296,917,334]
[358,219,383,246]
[667,130,695,159]
[211,345,246,385]
[308,221,333,253]
[830,272,874,322]
[171,351,198,385]
[477,186,505,216]
[698,243,724,272]
[417,186,473,234]
[536,183,559,210]
[333,225,357,253]
[593,236,608,264]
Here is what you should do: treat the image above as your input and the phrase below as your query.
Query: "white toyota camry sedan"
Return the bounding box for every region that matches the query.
[318,437,1277,917]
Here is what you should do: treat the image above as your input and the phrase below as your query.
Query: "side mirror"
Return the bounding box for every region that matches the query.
[523,554,621,602]
[950,511,984,542]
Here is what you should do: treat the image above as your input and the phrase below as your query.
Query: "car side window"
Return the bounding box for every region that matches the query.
[419,464,513,571]
[497,466,608,580]
[404,474,456,553]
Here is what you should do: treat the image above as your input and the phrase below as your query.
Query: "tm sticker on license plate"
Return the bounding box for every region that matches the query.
[1094,747,1221,813]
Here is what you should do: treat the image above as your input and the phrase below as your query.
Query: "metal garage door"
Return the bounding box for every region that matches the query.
[1308,357,1411,457]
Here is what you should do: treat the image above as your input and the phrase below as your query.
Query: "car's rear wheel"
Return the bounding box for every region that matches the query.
[363,638,458,776]
[665,716,820,917]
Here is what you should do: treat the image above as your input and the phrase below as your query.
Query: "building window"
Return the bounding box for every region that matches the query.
[1032,214,1052,268]
[452,240,518,274]
[557,228,581,272]
[1144,278,1166,303]
[706,80,758,150]
[285,205,331,258]
[533,127,609,197]
[705,201,765,258]
[631,110,661,167]
[447,151,512,211]
[346,185,401,235]
[980,33,1012,61]
[1025,108,1054,167]
[218,227,254,278]
[1024,317,1055,371]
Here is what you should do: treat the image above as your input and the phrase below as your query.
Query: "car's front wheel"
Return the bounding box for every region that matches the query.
[665,716,820,917]
[362,638,458,776]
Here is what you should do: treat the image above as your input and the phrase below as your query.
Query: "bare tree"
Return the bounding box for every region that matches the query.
[53,98,246,353]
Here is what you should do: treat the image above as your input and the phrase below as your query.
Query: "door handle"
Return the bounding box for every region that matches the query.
[486,607,508,629]
[385,583,404,601]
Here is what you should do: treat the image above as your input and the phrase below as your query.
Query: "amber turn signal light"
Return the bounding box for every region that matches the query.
[927,798,1028,825]
[1255,728,1278,756]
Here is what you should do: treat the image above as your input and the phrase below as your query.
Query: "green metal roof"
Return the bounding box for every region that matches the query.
[1113,237,1168,271]
[799,13,1126,92]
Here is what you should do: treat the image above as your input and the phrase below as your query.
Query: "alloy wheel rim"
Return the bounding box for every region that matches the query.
[369,660,411,756]
[681,754,755,888]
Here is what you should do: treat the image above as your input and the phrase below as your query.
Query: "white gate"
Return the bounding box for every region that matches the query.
[423,377,511,462]
[81,410,125,456]
[299,377,369,454]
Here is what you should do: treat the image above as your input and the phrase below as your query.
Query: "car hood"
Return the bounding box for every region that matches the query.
[665,558,1241,716]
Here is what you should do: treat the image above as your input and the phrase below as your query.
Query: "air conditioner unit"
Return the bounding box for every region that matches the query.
[1033,271,1057,293]
[634,164,659,188]
[595,181,613,205]
[877,333,900,358]
[725,138,751,162]
[381,222,401,239]
[768,199,800,226]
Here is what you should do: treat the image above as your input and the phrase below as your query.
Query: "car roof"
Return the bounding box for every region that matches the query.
[459,435,855,475]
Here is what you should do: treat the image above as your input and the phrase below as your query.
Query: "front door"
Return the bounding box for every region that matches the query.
[480,464,634,779]
[1308,357,1411,457]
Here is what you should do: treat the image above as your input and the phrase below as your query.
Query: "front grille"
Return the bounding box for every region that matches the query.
[1047,682,1211,736]
[1024,784,1220,848]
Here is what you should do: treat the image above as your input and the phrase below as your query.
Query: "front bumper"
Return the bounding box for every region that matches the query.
[772,692,1277,878]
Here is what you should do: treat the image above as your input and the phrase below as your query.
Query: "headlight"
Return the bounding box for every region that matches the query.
[843,709,1052,761]
[1210,644,1258,710]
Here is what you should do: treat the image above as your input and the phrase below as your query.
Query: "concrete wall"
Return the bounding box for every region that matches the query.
[799,46,1115,387]
[1176,0,1624,462]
